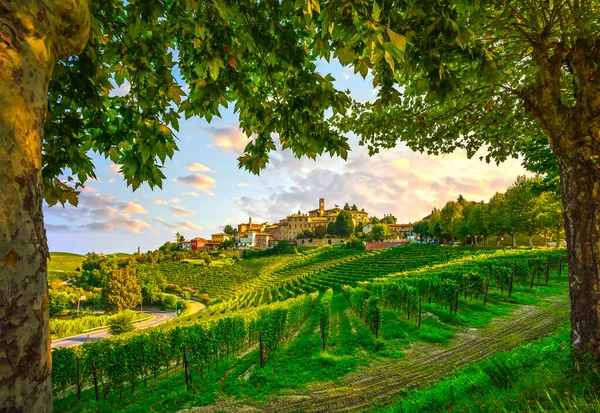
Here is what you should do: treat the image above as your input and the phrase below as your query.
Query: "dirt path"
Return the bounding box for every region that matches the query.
[181,297,569,413]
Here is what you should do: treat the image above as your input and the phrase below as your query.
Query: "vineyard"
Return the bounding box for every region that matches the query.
[52,245,570,413]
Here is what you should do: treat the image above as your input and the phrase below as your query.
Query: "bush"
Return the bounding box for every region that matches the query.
[107,312,135,335]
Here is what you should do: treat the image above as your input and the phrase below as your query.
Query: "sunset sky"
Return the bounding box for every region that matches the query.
[45,59,528,254]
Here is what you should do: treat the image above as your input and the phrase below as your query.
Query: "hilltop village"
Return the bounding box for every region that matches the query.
[179,198,414,251]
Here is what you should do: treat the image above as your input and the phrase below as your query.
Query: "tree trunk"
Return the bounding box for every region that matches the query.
[560,148,600,358]
[511,233,516,247]
[529,234,533,248]
[0,2,90,412]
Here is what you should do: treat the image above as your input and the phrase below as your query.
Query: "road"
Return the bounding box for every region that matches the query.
[51,300,205,349]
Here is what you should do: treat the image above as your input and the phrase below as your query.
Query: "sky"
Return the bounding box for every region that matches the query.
[45,59,528,254]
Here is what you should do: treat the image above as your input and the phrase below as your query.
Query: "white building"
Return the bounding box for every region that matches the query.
[236,232,256,249]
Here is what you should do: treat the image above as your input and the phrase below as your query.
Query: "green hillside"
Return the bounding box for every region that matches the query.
[51,244,584,413]
[47,252,85,280]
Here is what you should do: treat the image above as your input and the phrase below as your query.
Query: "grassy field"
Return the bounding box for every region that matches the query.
[53,246,574,413]
[48,252,85,280]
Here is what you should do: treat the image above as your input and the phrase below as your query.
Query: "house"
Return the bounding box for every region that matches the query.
[179,240,192,250]
[255,233,271,249]
[211,232,231,243]
[237,217,264,235]
[190,237,208,251]
[387,223,414,238]
[236,232,256,249]
[203,241,220,252]
[362,223,374,234]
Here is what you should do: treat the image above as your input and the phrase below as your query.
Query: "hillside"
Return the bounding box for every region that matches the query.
[49,244,588,413]
[47,252,85,280]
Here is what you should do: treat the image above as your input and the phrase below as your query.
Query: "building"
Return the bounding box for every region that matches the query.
[236,232,256,249]
[191,237,208,251]
[203,241,220,251]
[237,217,264,235]
[178,240,191,250]
[387,223,414,238]
[274,198,370,241]
[211,232,231,243]
[255,233,271,249]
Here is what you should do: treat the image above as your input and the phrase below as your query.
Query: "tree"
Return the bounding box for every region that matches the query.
[343,203,351,211]
[384,215,397,224]
[351,203,358,211]
[175,232,185,243]
[372,224,389,242]
[1,2,350,408]
[538,192,565,246]
[322,2,598,357]
[102,267,142,314]
[486,193,510,246]
[412,221,430,243]
[223,224,238,236]
[219,239,236,250]
[504,176,537,247]
[107,312,135,336]
[372,217,380,225]
[314,225,327,238]
[428,208,443,244]
[467,204,490,246]
[439,201,463,244]
[326,222,337,236]
[336,211,355,237]
[138,270,166,305]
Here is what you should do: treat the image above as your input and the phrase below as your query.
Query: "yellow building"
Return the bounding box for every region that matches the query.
[237,217,264,235]
[275,198,370,240]
[211,232,231,243]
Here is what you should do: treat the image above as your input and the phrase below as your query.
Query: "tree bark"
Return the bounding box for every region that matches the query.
[560,147,600,357]
[0,2,89,412]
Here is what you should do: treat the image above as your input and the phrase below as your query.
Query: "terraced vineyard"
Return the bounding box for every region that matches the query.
[151,254,296,301]
[53,245,569,413]
[201,244,491,316]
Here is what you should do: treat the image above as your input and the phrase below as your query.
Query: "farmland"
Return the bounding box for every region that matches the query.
[50,244,585,413]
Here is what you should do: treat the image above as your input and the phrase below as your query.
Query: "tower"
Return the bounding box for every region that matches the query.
[319,198,325,215]
[249,217,252,225]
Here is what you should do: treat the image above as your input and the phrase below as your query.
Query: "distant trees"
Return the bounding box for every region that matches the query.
[223,224,238,236]
[372,224,390,241]
[314,225,327,238]
[384,215,397,224]
[102,267,142,314]
[326,222,337,236]
[219,239,236,250]
[423,176,563,247]
[336,211,355,237]
[175,232,185,243]
[412,221,430,243]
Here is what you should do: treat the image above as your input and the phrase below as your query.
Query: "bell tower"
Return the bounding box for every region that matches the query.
[319,198,325,215]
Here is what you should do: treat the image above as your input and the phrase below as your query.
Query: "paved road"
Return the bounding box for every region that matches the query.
[51,300,205,349]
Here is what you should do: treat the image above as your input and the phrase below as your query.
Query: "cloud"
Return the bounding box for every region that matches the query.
[171,205,195,217]
[90,207,130,220]
[108,178,114,184]
[187,162,212,172]
[153,199,168,205]
[236,144,529,224]
[183,191,199,197]
[83,219,150,233]
[171,198,180,204]
[154,217,202,232]
[176,174,216,196]
[237,183,251,188]
[108,164,121,174]
[45,223,72,232]
[120,201,148,215]
[205,125,251,155]
[81,186,97,194]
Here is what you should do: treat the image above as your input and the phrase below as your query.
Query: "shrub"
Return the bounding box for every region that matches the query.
[108,312,135,335]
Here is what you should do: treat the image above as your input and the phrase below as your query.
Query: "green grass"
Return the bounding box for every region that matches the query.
[54,269,570,413]
[48,252,85,280]
[377,327,600,413]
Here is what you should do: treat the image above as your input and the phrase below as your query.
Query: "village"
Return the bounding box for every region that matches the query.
[178,198,415,252]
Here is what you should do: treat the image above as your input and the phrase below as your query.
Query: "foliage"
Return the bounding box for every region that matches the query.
[50,310,145,339]
[223,225,238,236]
[107,312,136,336]
[326,222,337,236]
[336,211,355,237]
[372,223,390,241]
[314,225,327,238]
[219,239,236,250]
[102,267,142,314]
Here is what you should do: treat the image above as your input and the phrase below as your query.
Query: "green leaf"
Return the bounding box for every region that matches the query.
[384,51,395,72]
[387,28,406,52]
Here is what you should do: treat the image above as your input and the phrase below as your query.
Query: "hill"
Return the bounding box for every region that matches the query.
[49,244,583,413]
[47,252,85,280]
